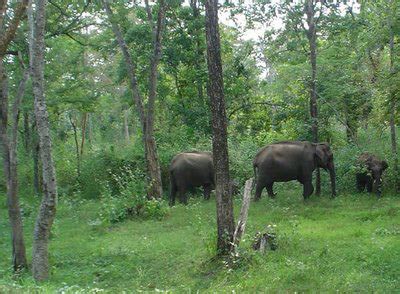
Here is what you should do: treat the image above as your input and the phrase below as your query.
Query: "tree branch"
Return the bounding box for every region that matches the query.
[0,0,29,56]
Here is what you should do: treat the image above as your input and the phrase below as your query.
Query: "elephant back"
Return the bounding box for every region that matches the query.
[170,151,213,172]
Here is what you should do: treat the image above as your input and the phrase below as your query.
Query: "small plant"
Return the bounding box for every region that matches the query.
[252,224,278,252]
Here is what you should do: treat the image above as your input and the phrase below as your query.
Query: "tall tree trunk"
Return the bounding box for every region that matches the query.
[388,1,399,190]
[205,0,235,255]
[30,0,58,281]
[306,0,320,195]
[144,0,165,199]
[0,59,28,272]
[28,0,41,196]
[102,0,165,199]
[0,0,29,273]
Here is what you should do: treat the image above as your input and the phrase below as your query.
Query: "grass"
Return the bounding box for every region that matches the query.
[1,188,400,292]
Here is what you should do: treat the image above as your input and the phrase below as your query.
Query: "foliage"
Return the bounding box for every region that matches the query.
[97,164,168,224]
[1,0,400,288]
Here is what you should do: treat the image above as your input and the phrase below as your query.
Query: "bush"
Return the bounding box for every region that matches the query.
[79,146,146,199]
[97,167,168,225]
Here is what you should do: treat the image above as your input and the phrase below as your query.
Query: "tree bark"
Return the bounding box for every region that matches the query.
[69,114,81,177]
[80,112,87,157]
[123,108,130,143]
[205,0,235,255]
[144,0,165,199]
[30,0,58,281]
[33,139,40,195]
[305,0,320,195]
[23,112,30,150]
[102,0,165,199]
[0,59,29,272]
[190,0,205,104]
[0,0,29,273]
[233,178,253,247]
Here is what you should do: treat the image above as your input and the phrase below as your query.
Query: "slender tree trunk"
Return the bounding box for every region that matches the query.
[69,114,81,177]
[190,0,205,104]
[30,0,58,281]
[306,0,320,195]
[23,112,30,150]
[145,0,165,199]
[0,0,29,273]
[80,112,87,157]
[87,113,93,146]
[205,0,235,255]
[123,108,130,143]
[102,0,165,199]
[0,59,28,272]
[388,2,399,190]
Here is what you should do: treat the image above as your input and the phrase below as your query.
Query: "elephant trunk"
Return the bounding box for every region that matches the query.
[329,164,336,197]
[372,178,381,196]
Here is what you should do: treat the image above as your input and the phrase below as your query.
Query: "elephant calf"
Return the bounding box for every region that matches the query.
[169,151,214,206]
[356,152,388,196]
[253,141,336,200]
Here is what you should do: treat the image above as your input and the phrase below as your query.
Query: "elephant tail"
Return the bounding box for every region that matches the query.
[169,169,177,205]
[252,163,258,190]
[253,162,258,181]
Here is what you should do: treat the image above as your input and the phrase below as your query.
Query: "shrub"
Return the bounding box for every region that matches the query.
[97,167,168,225]
[79,146,146,199]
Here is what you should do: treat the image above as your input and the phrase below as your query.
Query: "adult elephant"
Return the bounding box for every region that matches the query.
[253,141,336,200]
[356,152,388,196]
[169,151,214,206]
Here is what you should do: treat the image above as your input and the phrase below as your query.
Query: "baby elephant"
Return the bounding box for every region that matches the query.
[169,151,214,206]
[356,152,388,196]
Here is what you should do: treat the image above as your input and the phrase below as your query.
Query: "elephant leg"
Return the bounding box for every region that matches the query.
[203,184,212,200]
[303,180,314,199]
[169,181,177,206]
[178,188,188,205]
[254,181,264,201]
[266,182,276,198]
[356,174,366,192]
[366,176,373,193]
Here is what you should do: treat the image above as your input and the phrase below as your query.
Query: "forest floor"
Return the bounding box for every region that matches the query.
[1,188,400,292]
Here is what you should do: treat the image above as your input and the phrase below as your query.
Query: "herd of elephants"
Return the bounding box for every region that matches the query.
[168,141,388,205]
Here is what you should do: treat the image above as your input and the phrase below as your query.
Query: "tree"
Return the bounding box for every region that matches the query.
[305,0,321,194]
[0,0,29,272]
[29,0,58,281]
[205,0,235,254]
[102,0,166,199]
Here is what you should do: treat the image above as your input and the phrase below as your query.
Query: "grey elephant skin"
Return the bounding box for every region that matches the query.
[169,151,215,206]
[253,141,336,200]
[356,152,388,196]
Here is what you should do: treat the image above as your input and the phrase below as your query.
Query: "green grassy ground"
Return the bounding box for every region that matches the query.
[1,189,400,292]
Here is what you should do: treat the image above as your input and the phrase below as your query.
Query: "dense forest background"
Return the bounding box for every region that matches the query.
[3,0,399,197]
[1,0,399,291]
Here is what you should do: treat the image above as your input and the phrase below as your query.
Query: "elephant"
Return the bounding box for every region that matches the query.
[169,151,214,206]
[356,152,388,196]
[253,141,336,200]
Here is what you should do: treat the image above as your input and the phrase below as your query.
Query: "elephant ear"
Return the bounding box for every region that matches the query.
[382,160,389,170]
